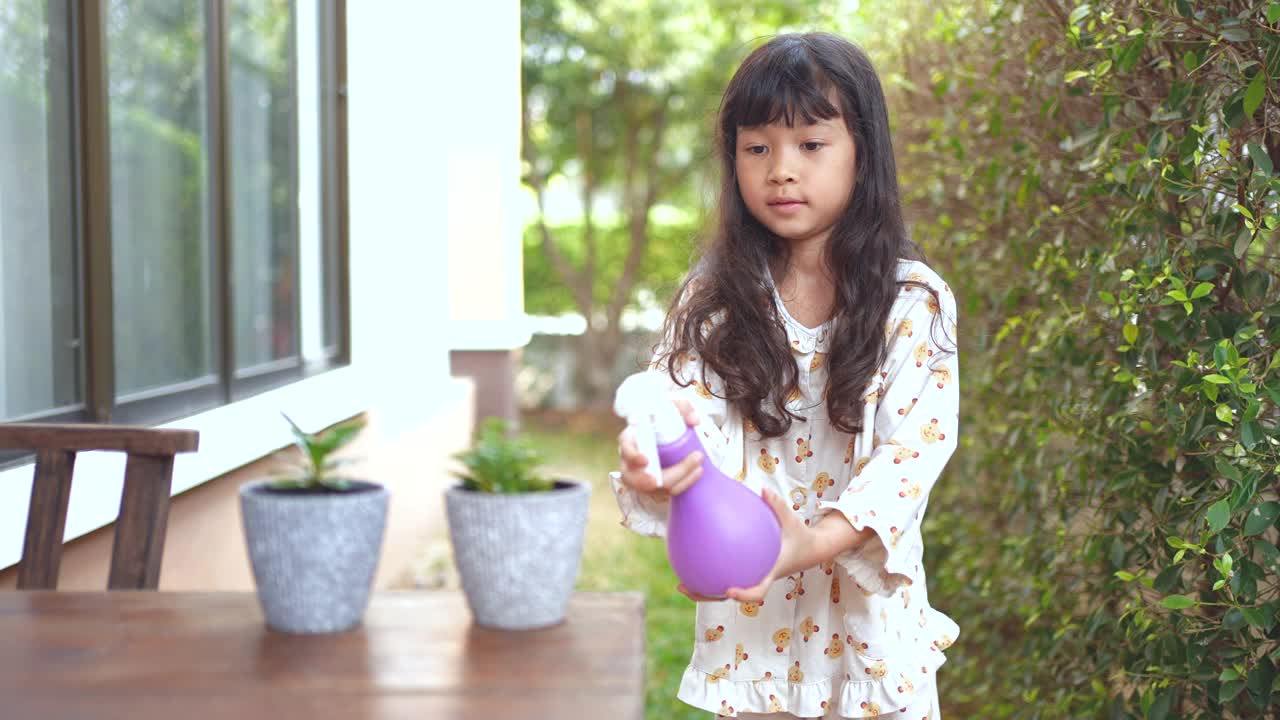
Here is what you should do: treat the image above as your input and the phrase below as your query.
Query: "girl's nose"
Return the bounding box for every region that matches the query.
[767,156,796,184]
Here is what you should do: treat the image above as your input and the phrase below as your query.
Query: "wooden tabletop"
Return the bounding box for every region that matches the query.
[0,591,646,719]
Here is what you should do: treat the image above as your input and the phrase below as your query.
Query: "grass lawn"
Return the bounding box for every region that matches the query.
[521,409,709,720]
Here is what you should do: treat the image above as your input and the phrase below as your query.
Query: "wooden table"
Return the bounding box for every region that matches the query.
[0,591,646,719]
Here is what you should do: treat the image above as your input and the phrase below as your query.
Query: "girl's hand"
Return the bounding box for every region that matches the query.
[616,397,704,497]
[723,487,821,605]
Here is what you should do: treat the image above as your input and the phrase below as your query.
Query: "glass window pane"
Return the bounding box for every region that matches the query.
[229,0,297,372]
[0,0,81,419]
[106,0,215,397]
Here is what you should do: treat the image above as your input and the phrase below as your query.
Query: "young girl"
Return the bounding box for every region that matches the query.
[610,33,961,719]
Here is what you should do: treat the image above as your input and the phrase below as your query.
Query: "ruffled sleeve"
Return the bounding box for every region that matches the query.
[817,279,959,597]
[610,318,734,539]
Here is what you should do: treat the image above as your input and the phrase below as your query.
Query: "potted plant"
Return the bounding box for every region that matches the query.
[239,414,388,634]
[445,417,591,630]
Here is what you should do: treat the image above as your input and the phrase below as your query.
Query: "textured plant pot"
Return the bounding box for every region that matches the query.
[239,479,389,634]
[445,480,591,630]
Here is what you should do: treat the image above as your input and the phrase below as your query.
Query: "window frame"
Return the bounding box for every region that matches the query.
[2,0,349,434]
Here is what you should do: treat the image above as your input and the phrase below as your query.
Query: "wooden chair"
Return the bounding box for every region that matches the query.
[0,424,199,590]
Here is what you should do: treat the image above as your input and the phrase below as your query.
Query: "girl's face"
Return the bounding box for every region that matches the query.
[734,113,857,248]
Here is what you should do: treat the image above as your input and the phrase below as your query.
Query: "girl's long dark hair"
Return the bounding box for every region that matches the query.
[656,32,950,438]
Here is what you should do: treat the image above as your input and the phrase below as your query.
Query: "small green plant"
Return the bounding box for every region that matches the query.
[452,418,554,493]
[271,413,366,491]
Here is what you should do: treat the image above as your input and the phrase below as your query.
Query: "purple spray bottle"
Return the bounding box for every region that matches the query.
[615,371,782,598]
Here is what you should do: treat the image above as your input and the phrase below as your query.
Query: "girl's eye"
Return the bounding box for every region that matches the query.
[745,145,767,155]
[802,141,825,151]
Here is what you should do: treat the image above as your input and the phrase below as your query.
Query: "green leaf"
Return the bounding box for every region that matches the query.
[1207,499,1231,534]
[1190,282,1213,299]
[1068,4,1091,24]
[1244,502,1280,536]
[1216,403,1233,424]
[1241,421,1262,449]
[1098,290,1116,304]
[1240,606,1267,628]
[1123,323,1138,344]
[1250,142,1275,175]
[1223,608,1247,630]
[1269,3,1280,23]
[1221,27,1250,43]
[1161,594,1197,610]
[1064,69,1089,83]
[1215,456,1242,483]
[1204,374,1232,384]
[1219,680,1245,702]
[1234,227,1253,258]
[1220,668,1240,682]
[1183,50,1198,72]
[1243,70,1266,118]
[1115,570,1137,582]
[1147,688,1173,720]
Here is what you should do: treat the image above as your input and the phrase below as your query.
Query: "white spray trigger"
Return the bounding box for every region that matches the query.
[627,423,663,488]
[614,371,686,489]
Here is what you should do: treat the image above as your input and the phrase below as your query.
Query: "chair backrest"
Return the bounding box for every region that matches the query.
[0,424,199,590]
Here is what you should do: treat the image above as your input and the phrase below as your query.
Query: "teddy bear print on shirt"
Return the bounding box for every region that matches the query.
[899,478,923,500]
[919,419,946,445]
[896,397,918,416]
[772,628,792,652]
[890,442,920,463]
[757,448,780,473]
[801,616,820,641]
[705,625,726,642]
[931,365,953,389]
[824,633,844,658]
[785,573,805,600]
[913,342,933,367]
[811,472,833,497]
[789,487,808,511]
[795,437,813,463]
[735,643,749,669]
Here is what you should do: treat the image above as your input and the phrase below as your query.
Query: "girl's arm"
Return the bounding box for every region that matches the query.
[814,280,960,598]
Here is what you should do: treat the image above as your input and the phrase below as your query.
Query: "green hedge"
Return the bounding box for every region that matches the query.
[891,1,1279,717]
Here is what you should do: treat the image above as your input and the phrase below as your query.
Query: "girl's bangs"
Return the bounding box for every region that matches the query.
[726,52,840,128]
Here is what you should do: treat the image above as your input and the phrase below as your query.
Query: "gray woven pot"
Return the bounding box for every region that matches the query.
[239,479,389,634]
[445,480,591,630]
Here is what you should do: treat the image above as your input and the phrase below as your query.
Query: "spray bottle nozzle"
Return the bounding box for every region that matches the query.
[614,371,689,487]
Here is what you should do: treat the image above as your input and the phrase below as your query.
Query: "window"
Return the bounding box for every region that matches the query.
[0,0,81,422]
[0,0,348,428]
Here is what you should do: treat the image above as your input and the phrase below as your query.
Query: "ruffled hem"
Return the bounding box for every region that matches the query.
[677,664,838,718]
[677,618,957,719]
[816,504,919,599]
[609,471,669,538]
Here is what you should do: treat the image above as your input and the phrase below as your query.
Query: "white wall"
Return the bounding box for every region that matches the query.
[0,0,527,571]
[437,1,529,352]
